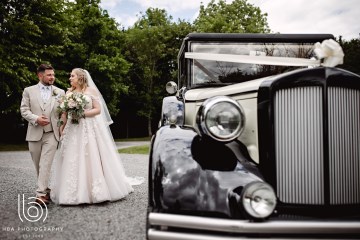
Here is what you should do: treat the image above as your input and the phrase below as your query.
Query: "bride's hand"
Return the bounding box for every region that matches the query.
[59,125,65,139]
[59,128,64,141]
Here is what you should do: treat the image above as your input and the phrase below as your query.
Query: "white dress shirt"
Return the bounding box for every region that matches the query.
[39,83,51,102]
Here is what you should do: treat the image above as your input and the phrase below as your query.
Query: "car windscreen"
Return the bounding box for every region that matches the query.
[189,42,316,88]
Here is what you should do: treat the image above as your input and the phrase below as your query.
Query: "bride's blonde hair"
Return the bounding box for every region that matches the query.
[70,68,88,92]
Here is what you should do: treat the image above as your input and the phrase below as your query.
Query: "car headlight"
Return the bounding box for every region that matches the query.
[197,96,245,142]
[241,182,277,219]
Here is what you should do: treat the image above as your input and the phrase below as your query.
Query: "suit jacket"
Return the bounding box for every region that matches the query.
[20,84,65,141]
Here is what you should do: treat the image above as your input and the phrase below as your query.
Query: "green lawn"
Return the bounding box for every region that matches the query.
[118,145,149,154]
[115,137,151,142]
[0,143,28,151]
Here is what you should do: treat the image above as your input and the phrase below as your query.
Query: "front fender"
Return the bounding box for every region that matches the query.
[149,125,264,219]
[159,96,184,127]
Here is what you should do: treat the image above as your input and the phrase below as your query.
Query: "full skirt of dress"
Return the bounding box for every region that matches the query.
[50,116,134,205]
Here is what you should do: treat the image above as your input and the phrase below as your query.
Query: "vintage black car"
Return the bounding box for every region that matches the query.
[147,33,360,239]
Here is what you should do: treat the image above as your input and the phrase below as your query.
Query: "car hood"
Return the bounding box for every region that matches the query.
[184,77,270,101]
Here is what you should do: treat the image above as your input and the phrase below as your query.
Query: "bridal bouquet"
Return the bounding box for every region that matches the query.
[57,92,88,125]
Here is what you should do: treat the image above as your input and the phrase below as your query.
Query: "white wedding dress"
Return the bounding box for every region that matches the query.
[50,94,142,205]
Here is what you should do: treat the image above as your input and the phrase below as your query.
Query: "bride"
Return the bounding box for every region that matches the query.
[50,68,142,205]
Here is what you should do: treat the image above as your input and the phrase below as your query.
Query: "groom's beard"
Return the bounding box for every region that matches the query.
[41,79,55,86]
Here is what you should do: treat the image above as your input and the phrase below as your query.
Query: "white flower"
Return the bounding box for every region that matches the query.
[68,99,76,108]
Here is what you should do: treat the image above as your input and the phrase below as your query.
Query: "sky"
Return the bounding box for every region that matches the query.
[100,0,360,40]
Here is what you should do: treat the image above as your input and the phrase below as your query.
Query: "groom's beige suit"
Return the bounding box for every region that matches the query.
[20,83,65,197]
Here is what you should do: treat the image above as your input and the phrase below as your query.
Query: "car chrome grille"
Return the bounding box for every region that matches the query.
[328,87,360,204]
[274,86,360,205]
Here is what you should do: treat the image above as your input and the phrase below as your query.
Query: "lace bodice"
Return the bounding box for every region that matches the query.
[82,95,91,110]
[84,94,99,110]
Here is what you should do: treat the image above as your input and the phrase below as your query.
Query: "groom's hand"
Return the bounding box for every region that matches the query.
[37,115,50,126]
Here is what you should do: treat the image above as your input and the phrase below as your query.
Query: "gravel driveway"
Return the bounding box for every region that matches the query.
[0,150,149,240]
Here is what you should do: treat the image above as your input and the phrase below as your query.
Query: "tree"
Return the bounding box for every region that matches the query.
[58,0,130,116]
[0,0,67,114]
[0,0,130,142]
[339,36,360,75]
[194,0,270,33]
[124,8,193,136]
[0,0,67,142]
[125,8,169,136]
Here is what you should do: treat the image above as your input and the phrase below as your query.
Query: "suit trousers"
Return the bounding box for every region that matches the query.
[28,132,58,197]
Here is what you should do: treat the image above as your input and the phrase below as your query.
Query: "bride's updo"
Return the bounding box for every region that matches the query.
[71,68,88,92]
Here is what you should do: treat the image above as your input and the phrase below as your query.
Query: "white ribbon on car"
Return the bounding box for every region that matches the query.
[313,39,344,67]
[185,39,344,68]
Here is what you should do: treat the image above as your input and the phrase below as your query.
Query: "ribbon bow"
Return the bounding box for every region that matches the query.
[314,39,344,67]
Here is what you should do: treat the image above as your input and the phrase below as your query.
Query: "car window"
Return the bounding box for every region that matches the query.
[190,42,316,87]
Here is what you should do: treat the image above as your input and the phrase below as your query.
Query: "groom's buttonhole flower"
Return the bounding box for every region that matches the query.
[56,92,88,125]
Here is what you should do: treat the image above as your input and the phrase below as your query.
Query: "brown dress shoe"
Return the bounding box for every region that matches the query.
[44,193,51,202]
[35,196,49,206]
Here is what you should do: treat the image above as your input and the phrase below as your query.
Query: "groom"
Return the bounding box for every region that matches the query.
[20,64,65,206]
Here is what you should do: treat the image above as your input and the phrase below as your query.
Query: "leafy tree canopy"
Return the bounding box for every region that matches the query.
[0,0,67,114]
[124,8,193,136]
[55,0,130,115]
[194,0,270,33]
[339,36,360,75]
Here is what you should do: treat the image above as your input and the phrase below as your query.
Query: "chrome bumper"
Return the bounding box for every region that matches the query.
[148,213,360,240]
